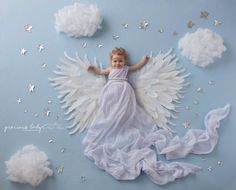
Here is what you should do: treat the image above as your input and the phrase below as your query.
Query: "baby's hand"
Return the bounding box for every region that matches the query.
[143,55,150,62]
[87,65,95,71]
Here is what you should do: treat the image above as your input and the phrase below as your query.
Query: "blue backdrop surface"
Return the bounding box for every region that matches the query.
[0,0,236,190]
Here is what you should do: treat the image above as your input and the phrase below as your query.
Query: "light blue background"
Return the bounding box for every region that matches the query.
[0,0,235,189]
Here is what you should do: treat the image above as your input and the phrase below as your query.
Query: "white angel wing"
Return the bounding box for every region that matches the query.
[49,52,106,135]
[129,49,190,131]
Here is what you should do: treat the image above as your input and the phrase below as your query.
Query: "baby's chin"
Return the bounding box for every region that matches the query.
[112,64,126,69]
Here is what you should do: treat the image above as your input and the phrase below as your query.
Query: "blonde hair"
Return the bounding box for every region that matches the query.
[109,47,128,61]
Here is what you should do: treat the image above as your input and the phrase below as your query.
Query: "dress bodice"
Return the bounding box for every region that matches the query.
[108,65,129,80]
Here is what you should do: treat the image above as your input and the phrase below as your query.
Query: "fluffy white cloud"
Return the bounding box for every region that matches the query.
[178,28,226,67]
[5,144,53,187]
[55,2,103,38]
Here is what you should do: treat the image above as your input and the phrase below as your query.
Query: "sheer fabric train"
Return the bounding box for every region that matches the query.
[82,65,230,185]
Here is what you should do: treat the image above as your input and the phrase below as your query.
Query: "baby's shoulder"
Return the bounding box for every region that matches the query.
[105,67,112,74]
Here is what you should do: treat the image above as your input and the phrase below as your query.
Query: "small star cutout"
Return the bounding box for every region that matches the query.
[60,147,66,153]
[34,113,39,117]
[48,139,54,143]
[24,109,28,113]
[214,19,222,26]
[21,48,27,55]
[28,84,35,93]
[158,28,164,33]
[208,80,215,85]
[217,160,223,166]
[185,106,191,110]
[24,24,33,32]
[195,112,200,118]
[193,100,199,105]
[48,100,52,104]
[80,176,87,182]
[122,23,128,29]
[172,31,178,36]
[38,44,44,52]
[97,43,103,48]
[41,63,47,68]
[196,87,203,93]
[44,108,51,117]
[139,20,149,30]
[56,165,64,174]
[112,35,120,40]
[187,20,195,28]
[207,166,213,172]
[17,98,22,104]
[200,11,209,19]
[82,42,87,48]
[183,120,191,128]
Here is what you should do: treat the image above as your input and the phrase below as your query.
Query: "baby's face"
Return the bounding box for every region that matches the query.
[111,54,126,69]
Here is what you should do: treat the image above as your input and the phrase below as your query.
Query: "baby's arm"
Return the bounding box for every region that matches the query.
[87,65,111,75]
[128,56,149,72]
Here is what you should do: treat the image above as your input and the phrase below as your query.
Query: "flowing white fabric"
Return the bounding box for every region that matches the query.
[82,65,230,185]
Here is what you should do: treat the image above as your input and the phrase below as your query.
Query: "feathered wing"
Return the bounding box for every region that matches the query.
[129,49,190,131]
[49,53,106,135]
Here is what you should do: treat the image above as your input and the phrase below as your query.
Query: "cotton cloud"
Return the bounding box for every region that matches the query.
[54,2,103,38]
[5,144,53,187]
[178,28,226,67]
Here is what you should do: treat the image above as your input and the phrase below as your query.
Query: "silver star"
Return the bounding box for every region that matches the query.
[80,176,87,182]
[207,166,213,172]
[44,108,51,117]
[200,11,209,19]
[112,35,120,40]
[183,120,191,128]
[24,109,28,113]
[82,42,87,48]
[21,48,27,55]
[208,80,215,85]
[196,87,203,93]
[48,100,52,104]
[97,43,103,48]
[38,44,44,52]
[60,147,66,153]
[193,100,199,105]
[17,98,22,104]
[187,20,194,28]
[185,105,191,110]
[122,23,128,29]
[217,160,223,166]
[34,113,39,117]
[214,19,222,26]
[195,112,200,118]
[24,24,33,32]
[139,20,149,30]
[172,31,178,36]
[28,84,35,93]
[41,63,47,68]
[56,165,64,174]
[158,28,164,33]
[49,139,54,143]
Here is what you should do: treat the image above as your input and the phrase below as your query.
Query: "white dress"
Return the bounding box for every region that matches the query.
[82,65,230,185]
